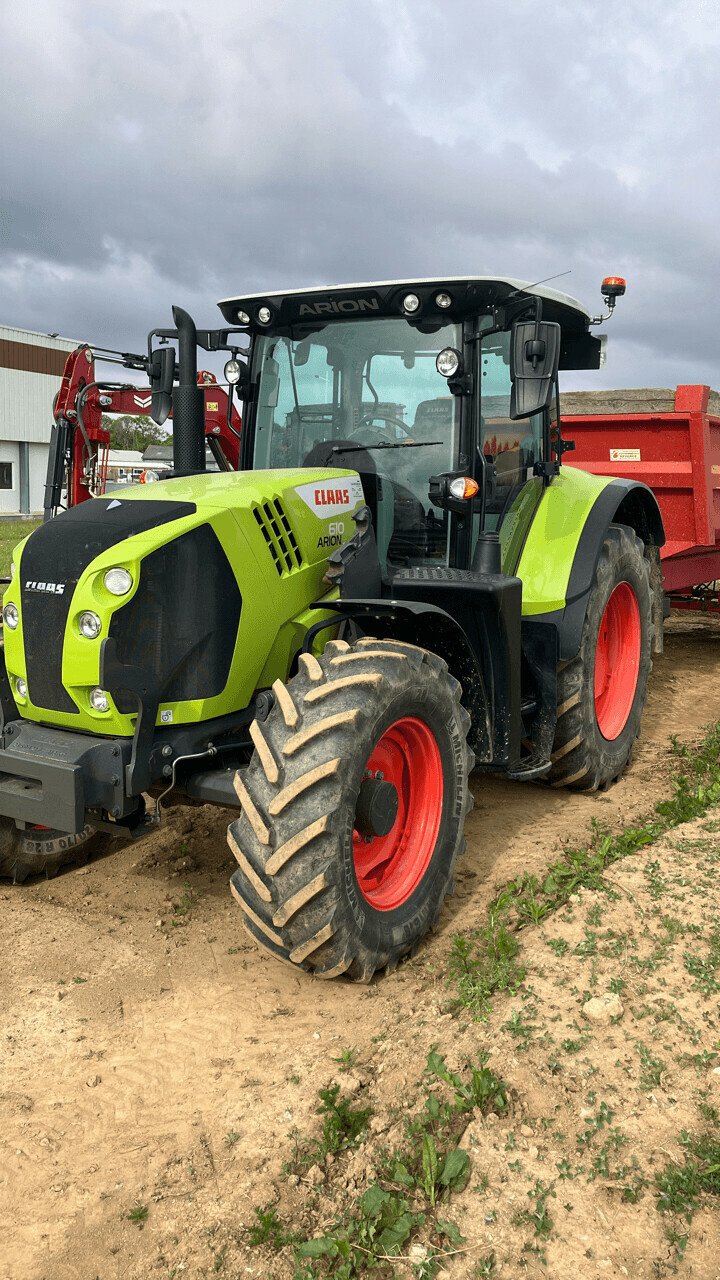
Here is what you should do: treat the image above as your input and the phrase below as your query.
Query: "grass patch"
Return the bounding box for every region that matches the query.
[655,1130,720,1222]
[0,520,40,578]
[450,723,720,1017]
[447,918,525,1018]
[251,1050,507,1277]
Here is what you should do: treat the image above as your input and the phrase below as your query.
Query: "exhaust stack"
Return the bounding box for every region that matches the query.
[171,306,206,476]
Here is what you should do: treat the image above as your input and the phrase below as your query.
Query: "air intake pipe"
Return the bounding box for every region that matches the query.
[171,305,206,476]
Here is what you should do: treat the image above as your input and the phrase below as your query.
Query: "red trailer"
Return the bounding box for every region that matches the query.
[561,385,720,605]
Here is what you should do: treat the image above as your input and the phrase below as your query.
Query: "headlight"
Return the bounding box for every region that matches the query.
[236,309,250,325]
[3,603,18,630]
[257,306,272,324]
[89,687,110,713]
[436,347,461,378]
[435,292,452,309]
[224,358,242,385]
[15,677,27,700]
[79,610,102,639]
[402,293,420,314]
[104,568,133,596]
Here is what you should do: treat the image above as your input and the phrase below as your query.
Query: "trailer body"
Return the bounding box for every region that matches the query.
[562,385,720,596]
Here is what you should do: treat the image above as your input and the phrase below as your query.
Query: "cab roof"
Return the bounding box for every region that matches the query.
[219,276,589,318]
[217,277,602,370]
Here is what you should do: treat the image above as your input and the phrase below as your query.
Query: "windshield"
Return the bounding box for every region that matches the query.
[252,319,462,564]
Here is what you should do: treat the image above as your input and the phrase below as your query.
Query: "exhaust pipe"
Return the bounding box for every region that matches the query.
[171,305,206,476]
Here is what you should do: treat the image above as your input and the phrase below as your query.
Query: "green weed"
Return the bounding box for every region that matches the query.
[247,1205,296,1250]
[447,920,525,1019]
[332,1047,359,1071]
[683,925,720,996]
[126,1203,149,1227]
[655,1131,720,1222]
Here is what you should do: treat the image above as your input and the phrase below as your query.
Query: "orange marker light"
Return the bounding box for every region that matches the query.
[601,276,627,296]
[449,476,479,500]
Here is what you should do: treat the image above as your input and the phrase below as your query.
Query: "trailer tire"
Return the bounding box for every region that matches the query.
[549,524,652,791]
[0,821,98,883]
[227,638,474,981]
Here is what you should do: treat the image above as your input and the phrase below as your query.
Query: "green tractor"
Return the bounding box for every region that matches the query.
[0,277,664,980]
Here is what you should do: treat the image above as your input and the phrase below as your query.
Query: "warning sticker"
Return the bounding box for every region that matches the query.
[294,475,364,519]
[206,401,219,412]
[610,448,641,462]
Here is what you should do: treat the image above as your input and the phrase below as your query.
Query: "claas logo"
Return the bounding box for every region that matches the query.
[314,487,350,505]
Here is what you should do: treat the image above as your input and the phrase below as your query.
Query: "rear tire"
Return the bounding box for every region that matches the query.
[0,821,98,883]
[549,524,652,791]
[227,638,474,980]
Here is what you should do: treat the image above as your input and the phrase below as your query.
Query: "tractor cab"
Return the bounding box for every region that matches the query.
[219,278,604,578]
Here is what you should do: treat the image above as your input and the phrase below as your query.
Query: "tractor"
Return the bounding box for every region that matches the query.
[0,276,664,980]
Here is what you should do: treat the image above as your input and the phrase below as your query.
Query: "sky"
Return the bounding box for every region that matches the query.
[1,0,719,390]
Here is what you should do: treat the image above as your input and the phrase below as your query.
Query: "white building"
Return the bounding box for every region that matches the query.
[0,324,78,515]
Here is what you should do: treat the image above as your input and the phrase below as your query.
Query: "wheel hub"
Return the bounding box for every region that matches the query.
[355,778,399,838]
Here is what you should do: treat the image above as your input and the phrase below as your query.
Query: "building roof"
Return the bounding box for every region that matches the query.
[0,324,79,350]
[142,445,174,462]
[107,449,145,466]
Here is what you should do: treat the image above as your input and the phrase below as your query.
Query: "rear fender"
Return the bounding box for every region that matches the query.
[518,472,665,660]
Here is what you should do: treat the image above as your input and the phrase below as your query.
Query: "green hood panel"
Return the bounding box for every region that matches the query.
[3,468,363,735]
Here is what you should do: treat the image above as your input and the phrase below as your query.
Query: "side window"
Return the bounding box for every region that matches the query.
[480,335,543,528]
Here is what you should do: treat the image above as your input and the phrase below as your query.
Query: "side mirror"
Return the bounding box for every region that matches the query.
[509,320,560,420]
[148,345,176,425]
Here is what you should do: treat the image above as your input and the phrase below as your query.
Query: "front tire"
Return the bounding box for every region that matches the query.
[0,821,98,883]
[227,638,474,980]
[549,524,652,791]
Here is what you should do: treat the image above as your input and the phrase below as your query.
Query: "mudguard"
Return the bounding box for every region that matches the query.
[517,469,665,660]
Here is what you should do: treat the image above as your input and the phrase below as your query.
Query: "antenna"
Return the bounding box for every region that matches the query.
[506,270,572,301]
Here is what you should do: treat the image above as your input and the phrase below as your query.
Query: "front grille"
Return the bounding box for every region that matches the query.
[109,524,241,711]
[253,499,303,575]
[20,497,197,715]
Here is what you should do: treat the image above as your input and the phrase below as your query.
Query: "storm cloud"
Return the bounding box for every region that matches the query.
[1,0,718,388]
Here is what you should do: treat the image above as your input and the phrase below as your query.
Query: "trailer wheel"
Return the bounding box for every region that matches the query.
[550,524,652,791]
[227,638,474,980]
[0,820,98,883]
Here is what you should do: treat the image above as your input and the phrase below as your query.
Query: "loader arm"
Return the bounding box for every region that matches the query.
[45,347,242,519]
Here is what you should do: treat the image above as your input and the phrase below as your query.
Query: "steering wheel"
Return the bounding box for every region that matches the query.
[348,411,412,445]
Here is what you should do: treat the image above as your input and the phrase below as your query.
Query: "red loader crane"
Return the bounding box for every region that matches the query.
[44,336,243,519]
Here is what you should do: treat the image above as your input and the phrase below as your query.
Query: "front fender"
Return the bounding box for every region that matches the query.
[312,598,494,762]
[517,470,664,659]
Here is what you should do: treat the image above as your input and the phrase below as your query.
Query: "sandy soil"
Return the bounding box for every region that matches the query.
[1,616,720,1280]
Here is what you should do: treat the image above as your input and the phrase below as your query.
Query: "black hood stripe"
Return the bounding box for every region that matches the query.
[21,499,197,715]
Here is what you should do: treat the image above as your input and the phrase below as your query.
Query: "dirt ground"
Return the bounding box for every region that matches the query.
[2,615,720,1280]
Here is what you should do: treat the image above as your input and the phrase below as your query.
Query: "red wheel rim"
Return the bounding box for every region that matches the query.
[353,716,444,911]
[594,581,641,741]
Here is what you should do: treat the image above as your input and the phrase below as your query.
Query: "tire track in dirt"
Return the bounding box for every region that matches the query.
[1,618,719,1278]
